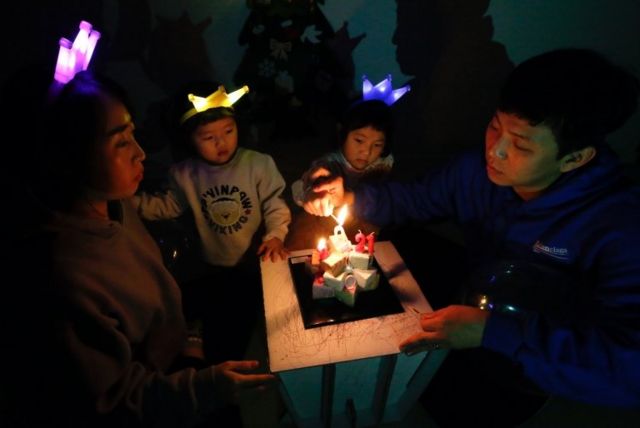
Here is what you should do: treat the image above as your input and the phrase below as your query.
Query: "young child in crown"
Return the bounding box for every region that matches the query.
[286,75,407,251]
[133,82,291,363]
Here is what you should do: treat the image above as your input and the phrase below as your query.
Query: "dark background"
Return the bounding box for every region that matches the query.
[2,2,640,426]
[2,0,638,190]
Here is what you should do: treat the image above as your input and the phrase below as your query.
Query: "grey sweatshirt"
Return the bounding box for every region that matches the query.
[135,148,291,266]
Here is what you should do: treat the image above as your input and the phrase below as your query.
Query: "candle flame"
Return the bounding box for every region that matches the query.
[317,237,327,250]
[336,205,348,226]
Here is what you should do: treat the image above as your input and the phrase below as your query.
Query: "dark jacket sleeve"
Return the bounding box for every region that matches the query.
[354,152,480,226]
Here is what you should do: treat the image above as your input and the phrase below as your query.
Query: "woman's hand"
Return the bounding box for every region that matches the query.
[399,305,490,355]
[213,360,276,405]
[258,237,288,262]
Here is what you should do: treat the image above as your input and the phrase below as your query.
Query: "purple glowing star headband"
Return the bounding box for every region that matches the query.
[54,21,101,84]
[362,74,410,106]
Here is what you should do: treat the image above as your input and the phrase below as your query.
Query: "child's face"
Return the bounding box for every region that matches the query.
[342,126,386,171]
[485,110,565,195]
[89,95,146,199]
[192,116,238,164]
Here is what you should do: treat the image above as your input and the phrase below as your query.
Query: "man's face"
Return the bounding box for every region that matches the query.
[192,116,238,165]
[485,111,565,198]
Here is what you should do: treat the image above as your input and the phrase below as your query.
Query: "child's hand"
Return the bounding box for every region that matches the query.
[258,237,289,262]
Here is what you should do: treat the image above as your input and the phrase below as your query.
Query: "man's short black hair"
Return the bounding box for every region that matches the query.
[498,48,639,157]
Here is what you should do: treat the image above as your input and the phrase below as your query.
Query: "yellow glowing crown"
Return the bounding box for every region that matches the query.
[180,85,250,124]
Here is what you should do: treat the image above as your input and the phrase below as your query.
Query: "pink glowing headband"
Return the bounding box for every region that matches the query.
[362,74,410,105]
[54,21,101,84]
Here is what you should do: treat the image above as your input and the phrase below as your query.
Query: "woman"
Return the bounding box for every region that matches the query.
[3,71,274,427]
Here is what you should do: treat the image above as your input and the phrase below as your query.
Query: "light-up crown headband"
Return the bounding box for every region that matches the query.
[180,85,250,124]
[54,21,101,84]
[362,74,410,106]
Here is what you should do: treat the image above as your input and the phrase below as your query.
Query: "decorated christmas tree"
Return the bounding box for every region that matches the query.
[234,0,364,138]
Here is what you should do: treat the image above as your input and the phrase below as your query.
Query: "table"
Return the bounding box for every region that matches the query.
[260,241,446,427]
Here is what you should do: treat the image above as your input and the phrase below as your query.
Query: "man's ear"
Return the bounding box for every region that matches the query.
[559,146,596,173]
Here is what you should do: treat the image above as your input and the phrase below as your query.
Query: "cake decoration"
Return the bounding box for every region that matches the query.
[305,206,380,307]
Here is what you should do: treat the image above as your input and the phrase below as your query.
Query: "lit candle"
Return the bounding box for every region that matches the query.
[333,205,348,236]
[366,232,375,255]
[355,230,366,252]
[329,205,352,253]
[317,238,329,260]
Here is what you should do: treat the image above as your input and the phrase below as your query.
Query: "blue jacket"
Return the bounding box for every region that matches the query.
[355,146,640,407]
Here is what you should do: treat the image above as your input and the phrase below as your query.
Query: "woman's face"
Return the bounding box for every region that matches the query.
[88,95,145,199]
[484,110,565,198]
[342,126,386,171]
[192,116,238,164]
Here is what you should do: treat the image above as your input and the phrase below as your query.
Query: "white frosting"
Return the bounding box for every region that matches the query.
[312,242,379,305]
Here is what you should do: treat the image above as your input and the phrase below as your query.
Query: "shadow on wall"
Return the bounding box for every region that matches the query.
[391,0,514,179]
[2,0,514,182]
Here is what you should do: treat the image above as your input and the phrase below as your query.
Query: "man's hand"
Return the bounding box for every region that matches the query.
[399,305,490,355]
[213,360,276,405]
[303,167,352,216]
[258,237,288,262]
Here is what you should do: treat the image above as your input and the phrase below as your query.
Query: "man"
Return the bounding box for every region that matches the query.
[304,48,640,425]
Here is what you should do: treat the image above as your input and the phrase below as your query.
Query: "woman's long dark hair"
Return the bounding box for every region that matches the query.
[35,71,133,210]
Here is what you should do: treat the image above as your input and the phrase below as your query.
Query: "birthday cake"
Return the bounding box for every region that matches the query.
[306,229,380,307]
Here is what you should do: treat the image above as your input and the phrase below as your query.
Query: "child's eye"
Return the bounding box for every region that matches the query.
[225,128,234,135]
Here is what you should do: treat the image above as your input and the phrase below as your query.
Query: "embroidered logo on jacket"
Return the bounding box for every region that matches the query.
[201,185,253,234]
[532,240,569,261]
